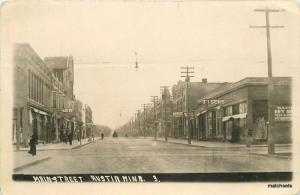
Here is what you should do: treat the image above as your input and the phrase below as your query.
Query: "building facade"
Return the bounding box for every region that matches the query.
[194,77,292,143]
[171,79,231,139]
[13,43,89,148]
[13,43,53,146]
[45,56,76,142]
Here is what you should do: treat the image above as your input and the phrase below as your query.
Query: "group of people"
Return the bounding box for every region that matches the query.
[28,131,120,156]
[61,130,74,145]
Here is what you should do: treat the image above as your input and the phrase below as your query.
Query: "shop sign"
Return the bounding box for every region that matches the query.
[274,106,291,121]
[198,99,225,105]
[173,112,183,117]
[183,112,195,117]
[63,108,73,113]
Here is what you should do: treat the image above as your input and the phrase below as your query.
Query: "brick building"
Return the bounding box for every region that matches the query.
[44,56,76,142]
[171,79,231,139]
[13,43,53,146]
[195,77,292,143]
[13,43,88,148]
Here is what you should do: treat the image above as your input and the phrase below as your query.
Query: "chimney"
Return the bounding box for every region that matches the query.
[202,78,207,83]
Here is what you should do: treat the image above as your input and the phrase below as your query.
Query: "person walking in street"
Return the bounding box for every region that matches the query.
[28,136,36,156]
[101,132,104,140]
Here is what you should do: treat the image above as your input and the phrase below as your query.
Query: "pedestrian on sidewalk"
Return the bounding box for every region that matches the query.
[68,131,73,145]
[246,129,253,147]
[77,130,80,142]
[101,132,104,140]
[64,130,68,144]
[28,136,36,156]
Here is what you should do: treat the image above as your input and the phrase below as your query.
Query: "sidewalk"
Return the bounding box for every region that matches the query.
[152,136,292,158]
[14,137,101,151]
[13,137,101,172]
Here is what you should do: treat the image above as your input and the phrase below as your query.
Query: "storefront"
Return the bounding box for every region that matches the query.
[29,107,52,144]
[195,77,292,144]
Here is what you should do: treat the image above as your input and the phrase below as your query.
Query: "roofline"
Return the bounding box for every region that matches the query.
[197,77,292,101]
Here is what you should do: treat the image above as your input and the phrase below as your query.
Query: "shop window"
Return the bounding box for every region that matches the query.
[233,104,239,115]
[212,111,216,136]
[253,100,268,140]
[53,92,56,108]
[216,110,222,136]
[240,118,247,138]
[208,112,212,130]
[239,102,247,114]
[225,106,232,116]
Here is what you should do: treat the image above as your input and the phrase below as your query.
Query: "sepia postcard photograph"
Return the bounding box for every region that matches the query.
[0,0,300,194]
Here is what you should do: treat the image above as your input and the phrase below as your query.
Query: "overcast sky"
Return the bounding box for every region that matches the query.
[2,0,300,129]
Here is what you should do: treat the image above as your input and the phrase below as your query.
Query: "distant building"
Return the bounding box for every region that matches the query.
[171,79,231,139]
[84,104,93,138]
[74,99,83,139]
[45,56,76,142]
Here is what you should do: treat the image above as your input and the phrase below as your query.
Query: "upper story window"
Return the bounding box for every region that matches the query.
[233,104,239,115]
[239,102,248,114]
[224,106,232,116]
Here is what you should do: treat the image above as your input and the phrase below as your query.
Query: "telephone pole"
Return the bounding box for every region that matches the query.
[142,104,148,138]
[160,86,170,142]
[250,7,284,154]
[151,96,159,140]
[136,110,141,137]
[180,66,194,144]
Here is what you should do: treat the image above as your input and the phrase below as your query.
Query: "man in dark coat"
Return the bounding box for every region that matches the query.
[68,131,73,145]
[28,136,36,156]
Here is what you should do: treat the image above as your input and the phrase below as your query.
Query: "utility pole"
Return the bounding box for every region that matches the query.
[134,52,139,71]
[142,104,147,138]
[134,113,138,136]
[180,66,194,145]
[151,96,159,140]
[250,7,284,154]
[136,110,141,137]
[160,86,170,142]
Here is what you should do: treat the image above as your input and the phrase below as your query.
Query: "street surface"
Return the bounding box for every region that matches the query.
[14,137,291,174]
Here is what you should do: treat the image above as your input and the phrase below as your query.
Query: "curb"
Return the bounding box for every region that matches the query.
[155,139,246,149]
[250,152,292,160]
[72,139,99,149]
[14,157,52,172]
[155,139,206,148]
[14,139,101,152]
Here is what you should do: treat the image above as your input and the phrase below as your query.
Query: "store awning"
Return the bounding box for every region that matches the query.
[31,108,48,116]
[222,113,247,122]
[196,110,207,116]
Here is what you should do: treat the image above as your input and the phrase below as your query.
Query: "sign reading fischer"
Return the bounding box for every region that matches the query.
[274,106,291,121]
[198,99,225,105]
